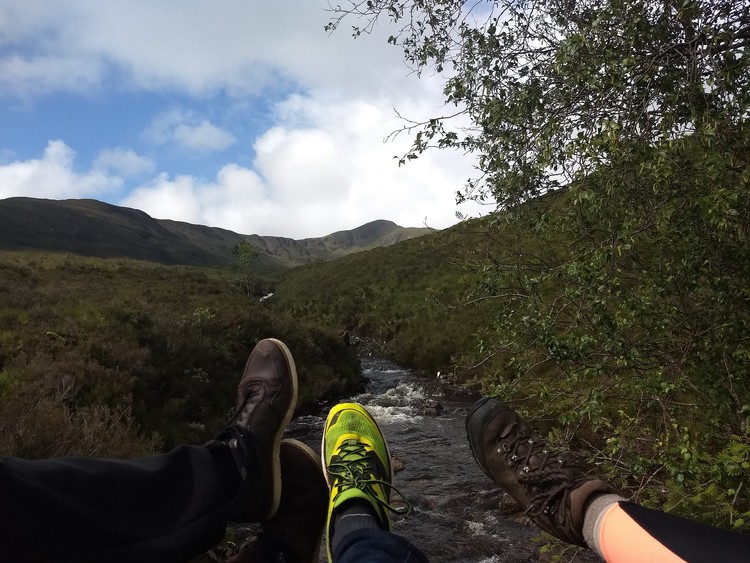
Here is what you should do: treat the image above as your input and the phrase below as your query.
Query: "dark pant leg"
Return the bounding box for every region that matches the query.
[0,445,232,563]
[333,528,429,563]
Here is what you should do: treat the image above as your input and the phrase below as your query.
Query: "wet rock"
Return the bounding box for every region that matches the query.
[420,398,444,416]
[340,330,361,347]
[391,455,405,472]
[283,415,325,444]
[505,549,538,562]
[436,371,457,384]
[340,330,351,346]
[204,523,258,561]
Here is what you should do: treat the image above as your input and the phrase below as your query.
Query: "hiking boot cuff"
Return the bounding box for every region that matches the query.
[525,476,619,547]
[566,479,620,546]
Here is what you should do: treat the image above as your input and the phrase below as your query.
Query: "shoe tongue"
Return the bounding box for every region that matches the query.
[234,383,264,424]
[500,418,530,439]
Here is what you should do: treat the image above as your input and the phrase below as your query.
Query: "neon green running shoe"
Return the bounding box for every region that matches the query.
[321,402,410,561]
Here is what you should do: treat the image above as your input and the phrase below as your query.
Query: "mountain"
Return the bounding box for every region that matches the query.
[0,197,431,272]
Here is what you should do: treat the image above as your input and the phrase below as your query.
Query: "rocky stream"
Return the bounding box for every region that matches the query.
[217,356,599,563]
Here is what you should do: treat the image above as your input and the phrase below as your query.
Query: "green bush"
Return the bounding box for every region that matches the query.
[0,252,362,457]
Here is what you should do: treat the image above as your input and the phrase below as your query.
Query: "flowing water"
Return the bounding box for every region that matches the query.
[284,356,598,563]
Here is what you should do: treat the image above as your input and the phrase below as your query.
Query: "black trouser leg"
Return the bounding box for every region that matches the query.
[0,445,233,563]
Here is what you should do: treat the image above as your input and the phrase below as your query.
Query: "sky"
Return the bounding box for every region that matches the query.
[0,0,486,239]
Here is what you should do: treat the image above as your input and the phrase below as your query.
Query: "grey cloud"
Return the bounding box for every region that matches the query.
[0,0,424,101]
[93,148,156,177]
[143,110,236,153]
[0,54,103,97]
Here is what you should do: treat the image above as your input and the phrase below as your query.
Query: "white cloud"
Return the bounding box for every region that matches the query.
[0,140,122,199]
[253,126,347,203]
[143,110,236,153]
[93,148,155,177]
[122,93,486,238]
[120,165,269,232]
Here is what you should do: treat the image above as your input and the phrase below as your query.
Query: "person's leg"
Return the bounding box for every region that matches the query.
[586,498,750,562]
[0,337,298,563]
[321,402,428,563]
[333,528,428,563]
[0,445,233,563]
[466,397,750,563]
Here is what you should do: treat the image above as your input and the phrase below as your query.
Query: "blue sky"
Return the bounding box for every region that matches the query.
[0,0,484,238]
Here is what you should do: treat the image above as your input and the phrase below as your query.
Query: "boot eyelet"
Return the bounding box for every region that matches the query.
[510,454,518,461]
[528,439,534,445]
[522,466,529,472]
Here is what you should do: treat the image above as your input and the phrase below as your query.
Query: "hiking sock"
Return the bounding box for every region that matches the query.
[583,493,627,557]
[331,500,381,555]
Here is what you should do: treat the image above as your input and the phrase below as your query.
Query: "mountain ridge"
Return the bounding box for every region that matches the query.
[0,197,431,271]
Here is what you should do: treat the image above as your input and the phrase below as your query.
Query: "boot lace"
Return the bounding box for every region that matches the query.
[502,426,588,523]
[328,439,411,516]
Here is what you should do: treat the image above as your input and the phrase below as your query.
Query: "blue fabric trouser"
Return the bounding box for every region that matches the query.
[334,528,429,563]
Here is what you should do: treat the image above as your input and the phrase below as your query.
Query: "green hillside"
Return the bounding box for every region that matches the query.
[268,190,566,377]
[0,197,430,273]
[270,218,494,374]
[0,251,361,459]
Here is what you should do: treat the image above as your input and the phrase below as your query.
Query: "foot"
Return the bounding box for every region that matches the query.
[228,439,328,563]
[216,338,298,522]
[321,403,410,561]
[465,397,618,546]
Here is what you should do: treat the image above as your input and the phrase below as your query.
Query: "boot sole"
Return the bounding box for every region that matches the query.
[265,338,298,520]
[281,439,324,563]
[465,396,493,431]
[465,396,499,482]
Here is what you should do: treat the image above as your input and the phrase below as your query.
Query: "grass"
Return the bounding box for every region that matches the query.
[0,250,361,458]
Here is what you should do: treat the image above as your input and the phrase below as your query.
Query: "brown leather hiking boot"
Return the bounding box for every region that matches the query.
[228,439,328,563]
[466,397,618,547]
[216,338,298,523]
